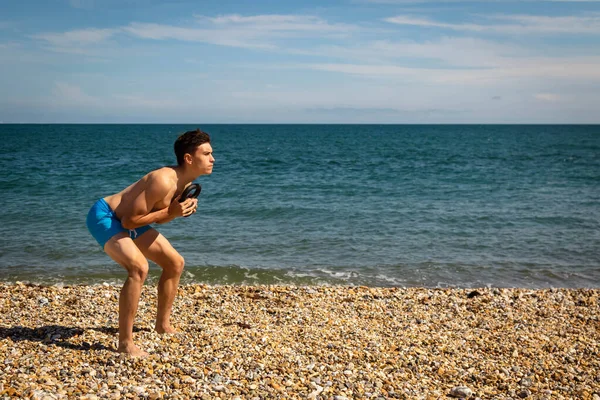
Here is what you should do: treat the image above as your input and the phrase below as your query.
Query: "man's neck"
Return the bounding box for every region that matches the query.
[172,165,196,187]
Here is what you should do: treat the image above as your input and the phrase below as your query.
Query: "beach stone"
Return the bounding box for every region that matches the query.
[518,389,530,398]
[520,377,533,387]
[182,376,195,384]
[132,386,146,395]
[449,386,473,398]
[308,384,324,399]
[30,390,46,400]
[213,385,226,392]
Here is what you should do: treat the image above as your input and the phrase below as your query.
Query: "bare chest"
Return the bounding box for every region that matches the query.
[152,192,180,212]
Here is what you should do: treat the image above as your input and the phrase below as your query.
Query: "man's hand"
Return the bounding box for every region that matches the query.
[169,196,198,218]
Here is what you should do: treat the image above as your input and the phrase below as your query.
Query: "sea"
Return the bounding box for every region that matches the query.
[0,124,599,288]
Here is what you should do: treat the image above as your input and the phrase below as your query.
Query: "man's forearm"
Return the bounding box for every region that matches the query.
[122,208,175,229]
[154,208,177,225]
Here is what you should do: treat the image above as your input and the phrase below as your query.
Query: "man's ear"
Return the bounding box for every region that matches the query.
[184,153,193,165]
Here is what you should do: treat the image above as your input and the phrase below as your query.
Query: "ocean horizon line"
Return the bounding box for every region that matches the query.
[1,122,600,126]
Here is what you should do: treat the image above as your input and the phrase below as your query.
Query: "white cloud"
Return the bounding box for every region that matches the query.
[123,14,356,49]
[52,82,101,106]
[489,14,600,34]
[300,58,600,84]
[203,14,354,35]
[385,16,488,31]
[303,37,524,67]
[50,82,188,112]
[0,42,19,49]
[535,93,561,101]
[123,22,276,49]
[385,14,600,34]
[31,28,119,47]
[30,14,356,53]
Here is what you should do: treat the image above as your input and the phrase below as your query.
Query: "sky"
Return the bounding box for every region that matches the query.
[1,0,599,123]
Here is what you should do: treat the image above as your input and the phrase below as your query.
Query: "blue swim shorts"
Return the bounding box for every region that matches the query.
[86,198,153,249]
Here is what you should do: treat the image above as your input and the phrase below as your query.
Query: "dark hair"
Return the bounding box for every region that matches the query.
[174,128,211,166]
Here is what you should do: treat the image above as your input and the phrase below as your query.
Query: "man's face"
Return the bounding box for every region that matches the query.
[190,143,214,175]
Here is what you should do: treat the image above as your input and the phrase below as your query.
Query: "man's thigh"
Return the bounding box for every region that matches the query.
[104,232,147,270]
[134,228,182,269]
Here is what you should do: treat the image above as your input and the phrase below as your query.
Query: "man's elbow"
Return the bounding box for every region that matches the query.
[120,217,136,230]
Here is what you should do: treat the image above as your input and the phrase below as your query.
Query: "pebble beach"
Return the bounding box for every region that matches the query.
[1,283,598,400]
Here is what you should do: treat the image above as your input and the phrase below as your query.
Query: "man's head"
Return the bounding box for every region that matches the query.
[174,128,211,166]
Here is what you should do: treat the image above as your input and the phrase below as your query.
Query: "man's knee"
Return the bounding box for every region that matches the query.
[168,255,185,275]
[128,260,149,282]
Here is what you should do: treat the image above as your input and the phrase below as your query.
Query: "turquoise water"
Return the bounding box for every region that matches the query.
[1,124,599,288]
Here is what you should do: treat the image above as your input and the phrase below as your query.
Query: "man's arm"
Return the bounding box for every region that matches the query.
[120,175,180,229]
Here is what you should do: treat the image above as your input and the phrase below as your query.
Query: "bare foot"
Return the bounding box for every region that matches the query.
[117,342,149,358]
[155,325,177,334]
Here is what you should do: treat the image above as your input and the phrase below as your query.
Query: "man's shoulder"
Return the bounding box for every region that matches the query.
[147,166,176,178]
[146,167,177,191]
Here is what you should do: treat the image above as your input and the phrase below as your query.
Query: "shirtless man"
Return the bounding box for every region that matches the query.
[86,128,214,357]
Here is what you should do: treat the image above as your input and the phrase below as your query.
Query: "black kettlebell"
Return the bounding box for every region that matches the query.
[179,183,201,217]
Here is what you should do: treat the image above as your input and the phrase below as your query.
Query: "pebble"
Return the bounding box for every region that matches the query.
[518,388,531,398]
[449,386,473,398]
[520,377,533,387]
[0,284,598,398]
[308,384,323,399]
[213,385,225,392]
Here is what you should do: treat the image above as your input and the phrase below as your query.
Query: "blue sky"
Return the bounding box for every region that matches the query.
[1,0,599,123]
